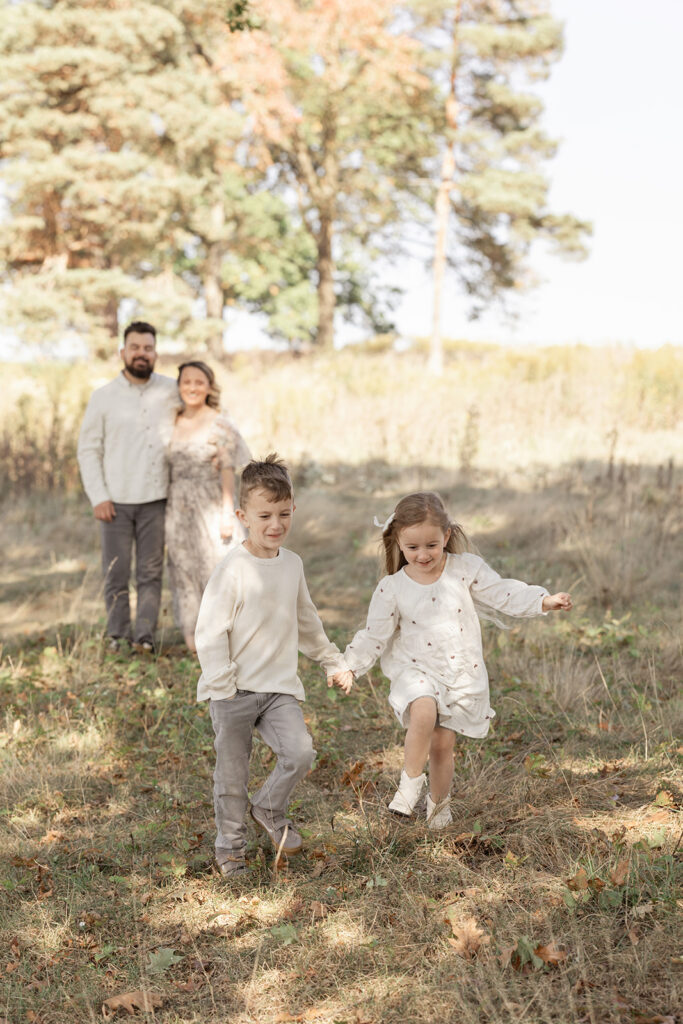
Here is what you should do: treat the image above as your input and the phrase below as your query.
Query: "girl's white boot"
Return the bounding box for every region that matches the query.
[388,770,426,817]
[426,794,452,830]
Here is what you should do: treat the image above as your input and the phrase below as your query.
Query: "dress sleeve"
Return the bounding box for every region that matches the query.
[296,567,347,676]
[213,414,251,472]
[466,555,548,619]
[344,578,399,678]
[195,561,240,701]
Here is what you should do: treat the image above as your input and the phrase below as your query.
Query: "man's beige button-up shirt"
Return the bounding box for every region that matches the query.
[77,371,180,507]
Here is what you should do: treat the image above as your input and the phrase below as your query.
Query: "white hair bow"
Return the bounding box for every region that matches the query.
[373,512,395,532]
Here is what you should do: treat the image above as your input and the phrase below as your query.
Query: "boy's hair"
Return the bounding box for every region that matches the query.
[240,453,293,506]
[177,360,221,410]
[123,320,157,342]
[381,491,472,575]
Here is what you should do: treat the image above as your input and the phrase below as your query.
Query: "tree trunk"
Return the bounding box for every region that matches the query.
[316,213,335,349]
[429,144,456,376]
[429,1,463,376]
[204,251,225,360]
[204,202,225,360]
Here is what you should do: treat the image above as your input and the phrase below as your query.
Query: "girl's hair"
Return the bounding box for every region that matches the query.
[381,491,472,575]
[177,360,220,410]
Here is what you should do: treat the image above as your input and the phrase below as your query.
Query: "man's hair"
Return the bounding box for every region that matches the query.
[240,453,293,506]
[123,321,157,342]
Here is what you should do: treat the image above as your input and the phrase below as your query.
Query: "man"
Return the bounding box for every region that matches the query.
[77,321,179,652]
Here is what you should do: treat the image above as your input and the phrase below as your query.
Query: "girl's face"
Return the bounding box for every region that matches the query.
[179,366,211,408]
[397,520,451,583]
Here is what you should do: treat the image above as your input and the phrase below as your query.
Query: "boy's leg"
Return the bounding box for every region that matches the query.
[250,693,315,838]
[210,693,258,863]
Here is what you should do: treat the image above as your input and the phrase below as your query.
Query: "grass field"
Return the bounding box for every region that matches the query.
[0,344,681,1023]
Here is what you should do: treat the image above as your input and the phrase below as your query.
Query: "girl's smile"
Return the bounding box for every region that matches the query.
[398,521,451,583]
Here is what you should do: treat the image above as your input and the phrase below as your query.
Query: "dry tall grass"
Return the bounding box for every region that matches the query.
[0,343,681,1024]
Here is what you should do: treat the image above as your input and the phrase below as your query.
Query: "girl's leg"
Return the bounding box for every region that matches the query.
[428,726,456,801]
[403,696,438,777]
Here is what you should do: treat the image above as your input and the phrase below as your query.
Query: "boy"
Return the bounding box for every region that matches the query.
[195,454,353,876]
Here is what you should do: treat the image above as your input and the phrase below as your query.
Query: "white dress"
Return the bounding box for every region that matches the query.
[344,553,548,738]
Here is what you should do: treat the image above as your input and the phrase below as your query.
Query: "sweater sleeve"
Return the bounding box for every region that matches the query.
[77,394,110,507]
[296,567,347,676]
[465,555,548,618]
[195,561,240,701]
[344,578,399,678]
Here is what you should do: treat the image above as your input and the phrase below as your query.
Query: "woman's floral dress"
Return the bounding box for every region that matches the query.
[166,413,250,638]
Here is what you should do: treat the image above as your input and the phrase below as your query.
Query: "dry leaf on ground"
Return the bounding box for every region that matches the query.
[567,867,589,891]
[610,858,629,886]
[445,912,490,960]
[102,990,163,1016]
[534,942,568,966]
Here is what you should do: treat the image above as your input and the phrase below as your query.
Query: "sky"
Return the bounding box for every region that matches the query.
[389,0,683,349]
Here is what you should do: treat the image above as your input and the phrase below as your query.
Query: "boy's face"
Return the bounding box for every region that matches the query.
[236,488,295,559]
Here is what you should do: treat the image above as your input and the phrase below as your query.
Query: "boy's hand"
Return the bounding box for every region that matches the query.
[542,592,572,612]
[327,669,354,695]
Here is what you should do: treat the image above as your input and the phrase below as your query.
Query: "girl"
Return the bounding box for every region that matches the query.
[343,492,572,829]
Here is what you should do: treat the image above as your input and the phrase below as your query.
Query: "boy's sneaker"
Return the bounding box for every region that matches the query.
[250,804,303,855]
[216,855,247,877]
[426,793,453,830]
[388,770,426,817]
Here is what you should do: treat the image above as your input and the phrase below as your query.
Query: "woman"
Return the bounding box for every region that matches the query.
[166,360,250,651]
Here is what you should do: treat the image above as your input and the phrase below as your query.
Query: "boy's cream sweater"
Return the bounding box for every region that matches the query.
[195,544,346,702]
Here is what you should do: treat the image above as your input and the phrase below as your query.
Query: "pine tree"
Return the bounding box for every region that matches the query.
[0,0,305,356]
[409,0,590,371]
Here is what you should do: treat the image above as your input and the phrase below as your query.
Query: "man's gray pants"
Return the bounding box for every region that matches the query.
[209,691,316,861]
[100,499,166,645]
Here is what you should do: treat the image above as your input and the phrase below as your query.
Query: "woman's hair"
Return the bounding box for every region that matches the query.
[177,360,220,410]
[239,453,293,506]
[381,491,472,575]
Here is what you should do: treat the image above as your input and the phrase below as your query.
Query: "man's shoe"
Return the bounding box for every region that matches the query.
[106,637,121,653]
[250,804,303,855]
[133,640,156,655]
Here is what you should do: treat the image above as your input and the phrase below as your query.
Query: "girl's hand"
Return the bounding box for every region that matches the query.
[328,670,354,695]
[543,592,573,612]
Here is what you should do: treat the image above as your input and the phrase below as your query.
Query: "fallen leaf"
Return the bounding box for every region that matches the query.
[310,901,328,920]
[653,790,676,808]
[610,858,629,886]
[632,902,654,919]
[534,941,568,966]
[445,912,490,960]
[499,944,516,968]
[340,760,365,786]
[146,947,184,975]
[634,1016,676,1024]
[102,990,163,1016]
[628,927,640,946]
[567,867,589,891]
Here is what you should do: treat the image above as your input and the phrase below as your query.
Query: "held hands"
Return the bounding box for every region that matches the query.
[542,592,573,612]
[327,669,354,695]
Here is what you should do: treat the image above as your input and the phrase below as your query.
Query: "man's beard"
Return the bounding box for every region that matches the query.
[125,357,153,380]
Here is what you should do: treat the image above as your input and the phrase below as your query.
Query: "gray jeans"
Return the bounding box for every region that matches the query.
[100,499,166,644]
[209,691,316,858]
